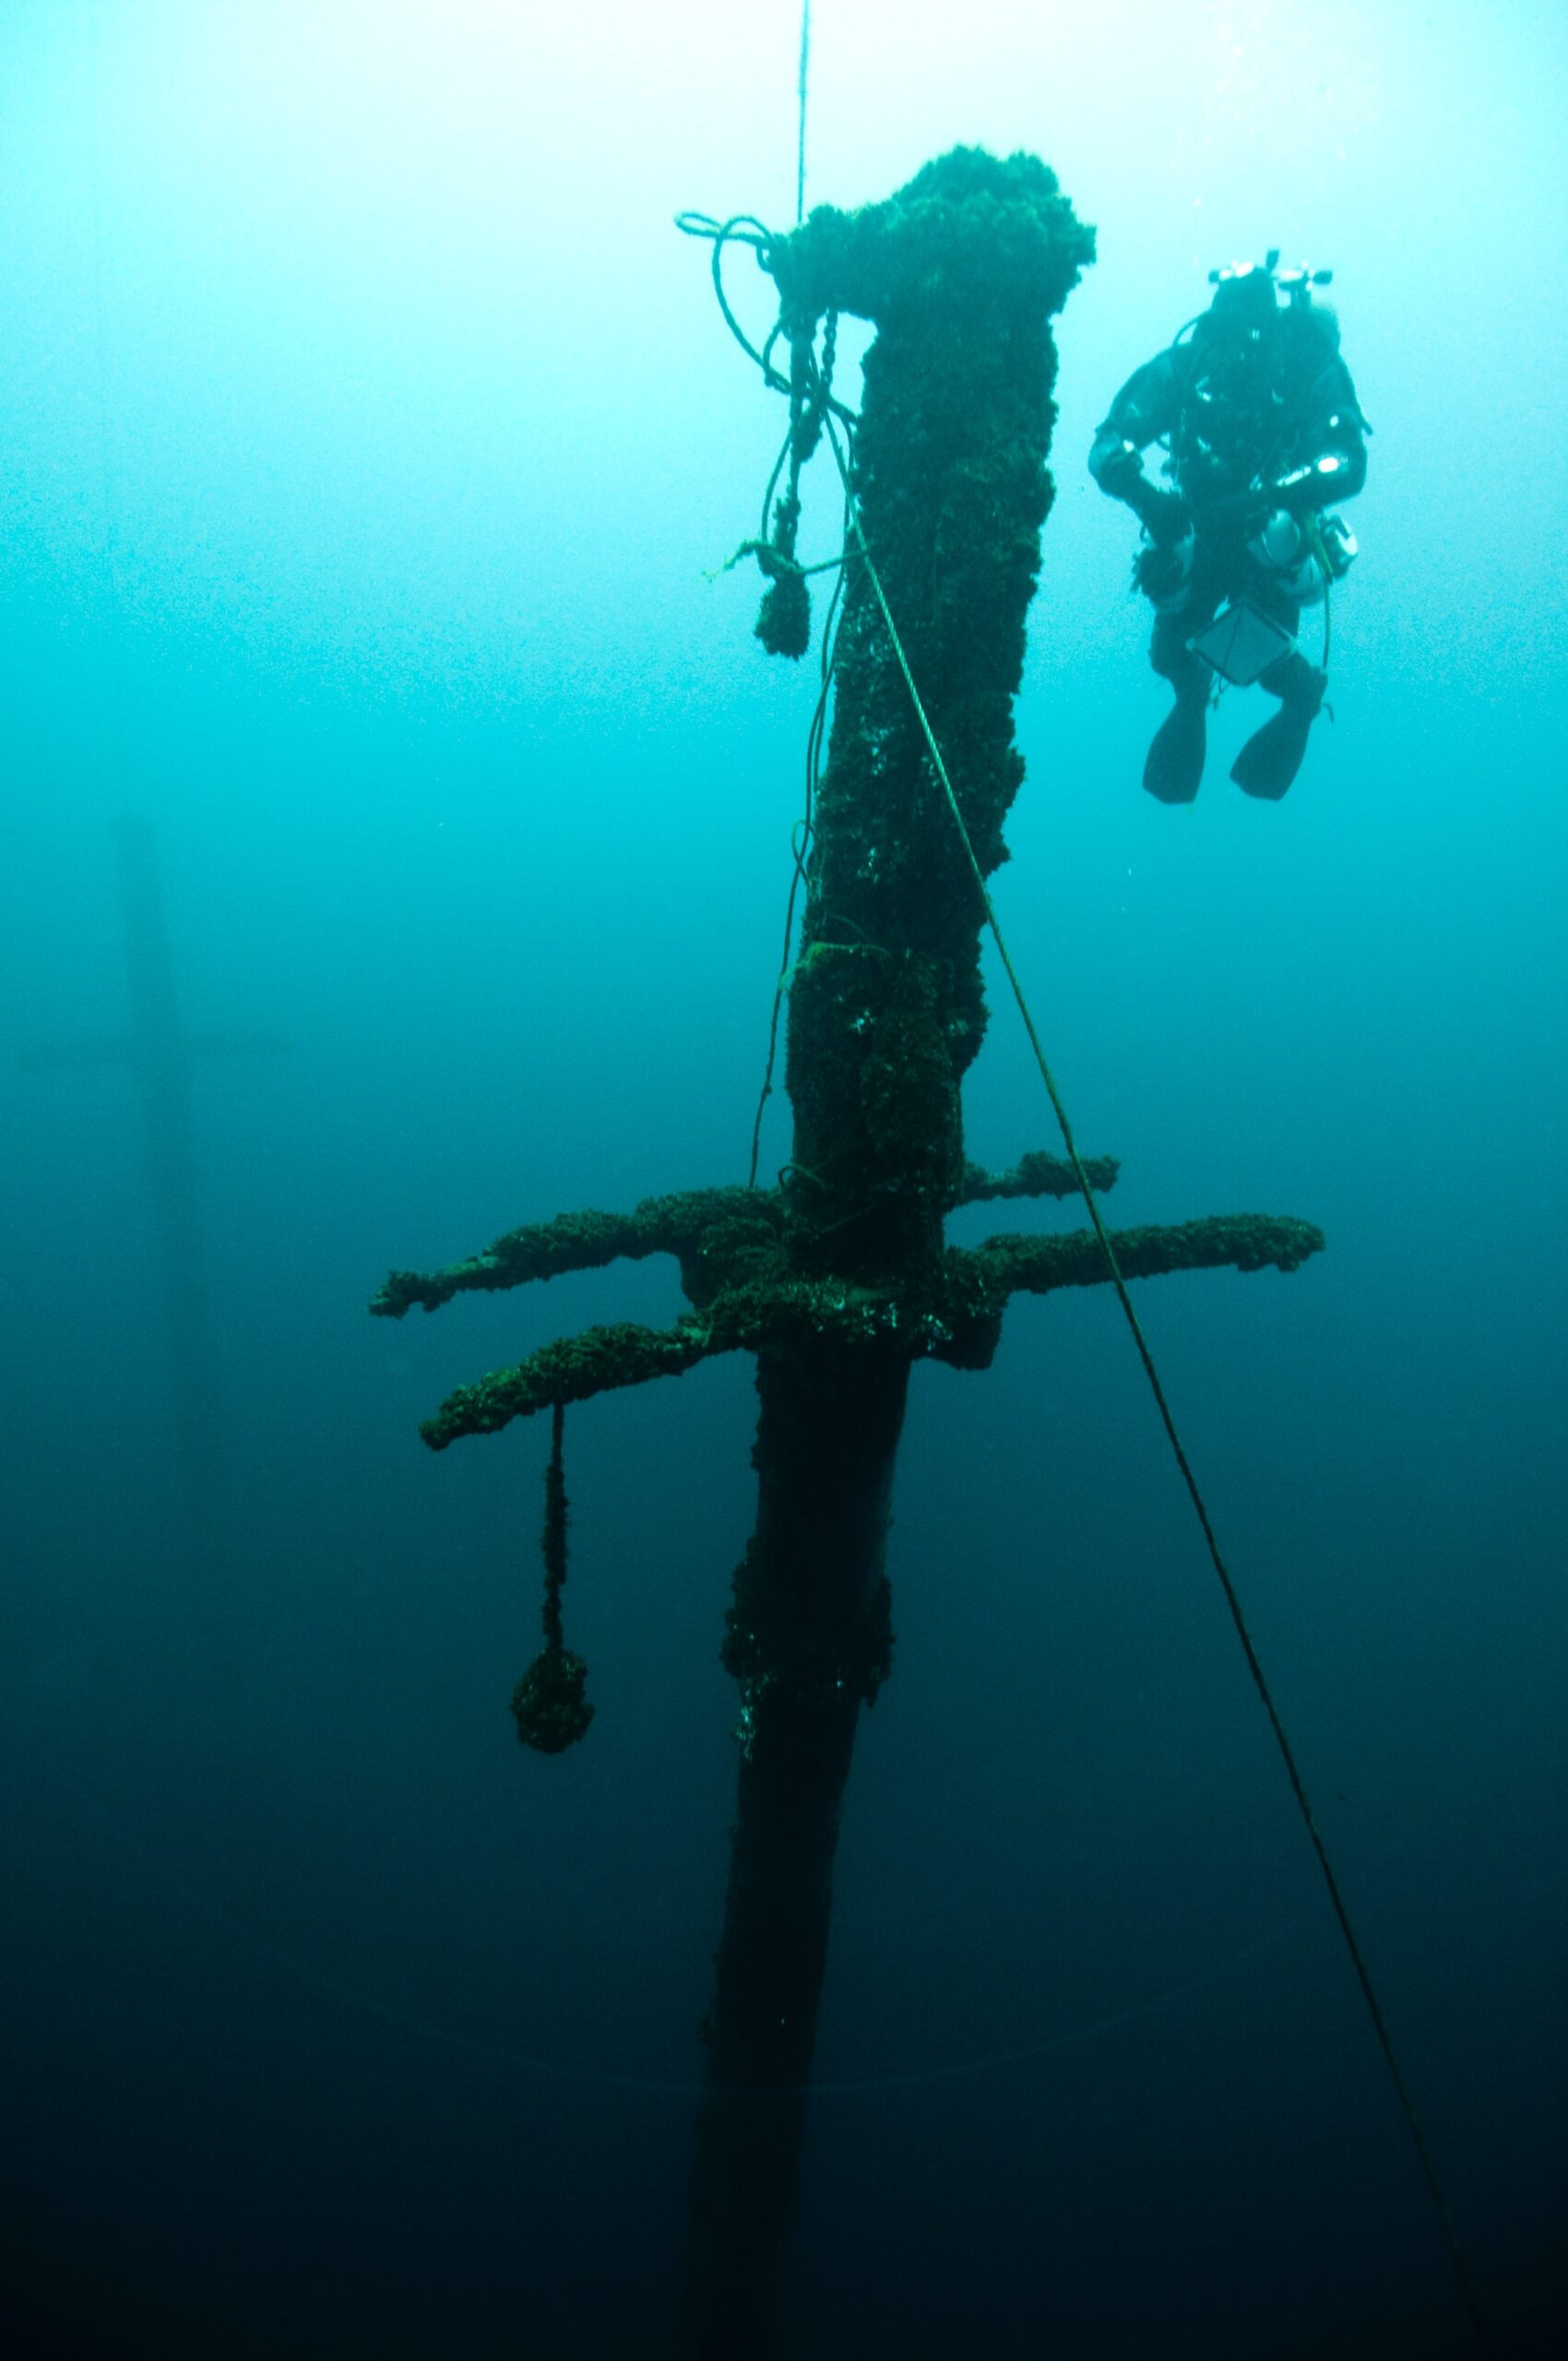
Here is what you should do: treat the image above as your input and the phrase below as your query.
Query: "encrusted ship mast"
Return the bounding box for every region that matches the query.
[372,151,1322,2360]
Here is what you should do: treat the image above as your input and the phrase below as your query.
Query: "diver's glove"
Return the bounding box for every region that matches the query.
[1134,486,1192,547]
[1134,541,1192,603]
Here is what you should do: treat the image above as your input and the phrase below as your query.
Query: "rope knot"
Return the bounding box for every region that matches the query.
[511,1643,593,1755]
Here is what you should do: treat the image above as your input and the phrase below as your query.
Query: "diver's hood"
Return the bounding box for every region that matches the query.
[1203,260,1279,336]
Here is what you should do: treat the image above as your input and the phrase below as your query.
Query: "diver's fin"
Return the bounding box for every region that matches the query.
[1142,695,1207,804]
[1232,654,1326,800]
[1230,701,1317,800]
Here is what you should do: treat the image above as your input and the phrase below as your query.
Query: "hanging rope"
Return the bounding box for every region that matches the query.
[745,316,850,1185]
[745,503,851,1187]
[510,1403,594,1753]
[85,0,137,801]
[796,1,812,227]
[814,406,1491,2358]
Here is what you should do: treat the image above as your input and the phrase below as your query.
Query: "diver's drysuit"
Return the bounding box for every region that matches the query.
[1091,258,1368,801]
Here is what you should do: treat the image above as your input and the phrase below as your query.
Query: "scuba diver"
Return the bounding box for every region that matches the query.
[1090,254,1368,802]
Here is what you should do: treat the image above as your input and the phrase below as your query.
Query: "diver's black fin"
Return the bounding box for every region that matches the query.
[1230,701,1317,800]
[1142,695,1207,803]
[1232,654,1326,801]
